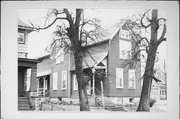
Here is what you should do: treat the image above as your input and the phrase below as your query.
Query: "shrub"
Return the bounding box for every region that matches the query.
[150,99,156,107]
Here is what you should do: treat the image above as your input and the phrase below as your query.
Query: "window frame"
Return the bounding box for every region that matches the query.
[116,68,124,88]
[61,71,67,90]
[128,69,136,89]
[55,48,64,64]
[18,32,25,44]
[119,40,132,59]
[52,72,58,90]
[73,74,78,90]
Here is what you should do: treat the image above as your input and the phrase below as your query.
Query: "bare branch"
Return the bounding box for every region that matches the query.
[63,9,74,26]
[140,9,152,29]
[150,75,161,82]
[157,24,166,45]
[31,17,67,31]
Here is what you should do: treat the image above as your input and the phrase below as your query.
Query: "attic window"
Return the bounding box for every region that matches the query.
[18,32,25,44]
[120,30,130,39]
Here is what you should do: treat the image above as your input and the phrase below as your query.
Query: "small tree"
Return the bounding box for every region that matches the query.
[125,9,166,111]
[30,9,106,111]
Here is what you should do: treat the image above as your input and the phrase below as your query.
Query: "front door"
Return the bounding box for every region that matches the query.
[18,69,25,97]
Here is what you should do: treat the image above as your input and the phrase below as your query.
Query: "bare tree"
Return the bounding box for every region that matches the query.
[30,9,106,111]
[125,9,166,111]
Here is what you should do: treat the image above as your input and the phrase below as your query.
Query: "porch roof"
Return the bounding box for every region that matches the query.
[70,51,108,71]
[37,70,51,77]
[18,58,40,69]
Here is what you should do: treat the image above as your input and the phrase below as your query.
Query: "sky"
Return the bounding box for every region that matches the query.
[18,9,166,66]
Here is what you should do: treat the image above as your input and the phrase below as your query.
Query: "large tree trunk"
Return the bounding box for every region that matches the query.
[137,44,158,111]
[66,9,90,111]
[74,50,90,111]
[137,9,159,111]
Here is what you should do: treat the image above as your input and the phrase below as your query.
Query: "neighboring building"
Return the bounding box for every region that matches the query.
[36,53,51,97]
[37,20,142,105]
[151,81,167,101]
[18,19,39,110]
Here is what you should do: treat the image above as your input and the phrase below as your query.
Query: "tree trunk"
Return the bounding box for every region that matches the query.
[137,9,159,111]
[67,9,90,111]
[137,44,158,111]
[74,50,90,111]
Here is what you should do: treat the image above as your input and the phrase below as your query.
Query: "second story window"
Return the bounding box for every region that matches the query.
[119,40,132,59]
[18,32,25,44]
[56,48,64,64]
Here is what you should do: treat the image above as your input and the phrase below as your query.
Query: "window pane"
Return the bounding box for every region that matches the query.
[129,69,136,89]
[116,68,123,88]
[119,40,131,59]
[73,75,78,90]
[62,71,67,89]
[53,72,58,90]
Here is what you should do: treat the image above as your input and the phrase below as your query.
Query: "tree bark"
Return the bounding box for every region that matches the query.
[137,44,158,111]
[68,9,90,111]
[137,9,159,111]
[74,50,90,111]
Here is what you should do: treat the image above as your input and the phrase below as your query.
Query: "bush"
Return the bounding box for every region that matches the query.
[150,99,156,107]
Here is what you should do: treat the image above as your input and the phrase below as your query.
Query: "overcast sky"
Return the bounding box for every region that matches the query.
[18,9,166,66]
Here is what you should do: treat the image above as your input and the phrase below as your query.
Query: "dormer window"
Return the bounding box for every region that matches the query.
[18,32,25,44]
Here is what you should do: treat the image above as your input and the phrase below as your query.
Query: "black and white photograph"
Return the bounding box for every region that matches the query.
[17,8,167,112]
[1,1,179,119]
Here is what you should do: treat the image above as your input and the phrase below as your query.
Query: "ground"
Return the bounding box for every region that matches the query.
[35,100,167,112]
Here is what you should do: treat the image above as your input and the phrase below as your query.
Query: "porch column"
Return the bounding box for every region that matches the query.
[43,76,46,97]
[37,78,39,96]
[92,68,96,105]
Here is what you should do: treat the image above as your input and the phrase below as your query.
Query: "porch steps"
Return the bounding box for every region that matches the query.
[18,97,32,111]
[96,96,126,111]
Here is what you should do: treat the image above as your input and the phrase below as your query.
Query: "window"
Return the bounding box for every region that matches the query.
[73,74,78,90]
[53,72,58,90]
[119,40,132,59]
[116,68,123,88]
[18,32,25,44]
[120,30,130,39]
[128,69,136,89]
[62,71,67,90]
[87,80,91,95]
[56,48,64,64]
[45,80,47,90]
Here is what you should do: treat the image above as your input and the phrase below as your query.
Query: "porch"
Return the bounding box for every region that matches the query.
[18,58,39,110]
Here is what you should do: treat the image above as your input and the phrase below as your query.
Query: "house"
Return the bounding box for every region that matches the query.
[37,20,142,105]
[18,19,39,110]
[36,53,51,97]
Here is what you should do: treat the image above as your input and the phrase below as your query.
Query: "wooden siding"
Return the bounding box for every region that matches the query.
[50,45,71,98]
[108,28,141,97]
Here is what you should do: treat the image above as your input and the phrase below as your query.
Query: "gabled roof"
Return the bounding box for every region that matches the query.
[70,51,108,70]
[18,19,34,32]
[36,52,51,60]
